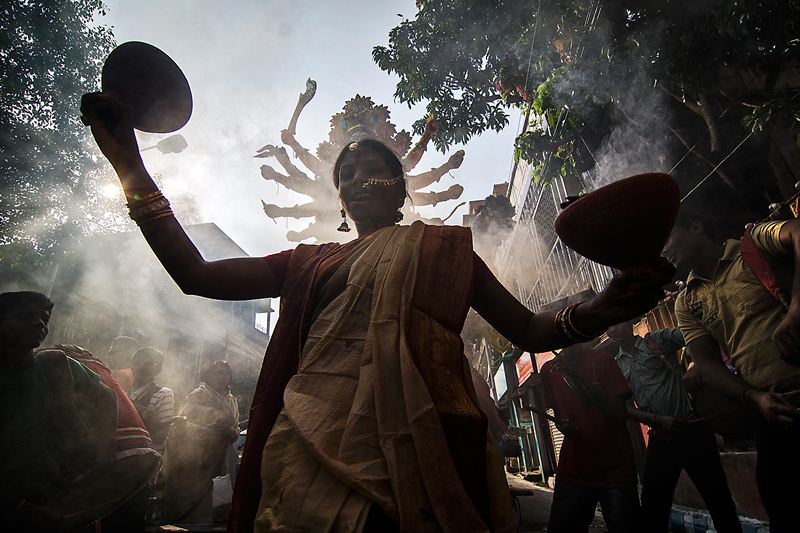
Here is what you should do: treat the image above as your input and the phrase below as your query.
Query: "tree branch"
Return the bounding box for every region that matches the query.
[661,86,720,152]
[667,125,736,189]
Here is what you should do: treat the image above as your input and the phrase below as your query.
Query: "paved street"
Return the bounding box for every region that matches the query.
[510,474,771,533]
[516,487,606,532]
[509,474,606,533]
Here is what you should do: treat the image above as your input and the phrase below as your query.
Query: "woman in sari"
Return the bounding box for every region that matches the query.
[81,93,673,533]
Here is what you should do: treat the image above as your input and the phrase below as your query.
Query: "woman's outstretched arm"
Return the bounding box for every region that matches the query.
[471,255,674,353]
[81,92,281,300]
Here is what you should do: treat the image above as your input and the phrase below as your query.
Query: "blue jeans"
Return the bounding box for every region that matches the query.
[548,480,639,533]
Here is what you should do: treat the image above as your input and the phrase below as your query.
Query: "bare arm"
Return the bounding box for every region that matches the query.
[406,151,464,190]
[471,257,674,353]
[688,335,796,426]
[687,336,750,400]
[470,275,576,352]
[403,118,438,171]
[627,404,686,435]
[778,218,800,300]
[280,130,327,177]
[773,219,800,358]
[627,404,656,425]
[81,93,282,300]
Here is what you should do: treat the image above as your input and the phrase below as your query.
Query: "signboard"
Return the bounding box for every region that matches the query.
[535,351,556,371]
[515,352,534,386]
[493,365,508,400]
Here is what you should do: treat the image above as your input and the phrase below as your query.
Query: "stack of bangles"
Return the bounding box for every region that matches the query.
[127,190,174,226]
[555,303,597,344]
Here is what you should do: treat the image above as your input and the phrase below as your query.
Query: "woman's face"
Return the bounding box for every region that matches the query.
[337,146,403,229]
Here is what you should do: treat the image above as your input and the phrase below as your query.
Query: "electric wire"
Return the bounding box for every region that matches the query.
[680,131,754,203]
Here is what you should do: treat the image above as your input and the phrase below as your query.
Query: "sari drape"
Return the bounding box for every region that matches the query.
[230,222,514,533]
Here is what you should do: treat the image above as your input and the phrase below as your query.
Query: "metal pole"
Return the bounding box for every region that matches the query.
[527,389,546,481]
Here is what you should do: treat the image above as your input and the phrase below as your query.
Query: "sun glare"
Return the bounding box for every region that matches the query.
[101,183,120,199]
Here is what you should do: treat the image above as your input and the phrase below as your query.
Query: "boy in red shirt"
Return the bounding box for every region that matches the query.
[541,342,638,533]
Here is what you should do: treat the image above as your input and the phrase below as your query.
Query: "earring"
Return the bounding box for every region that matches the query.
[337,209,351,232]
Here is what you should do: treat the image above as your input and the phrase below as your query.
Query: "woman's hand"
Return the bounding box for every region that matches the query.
[80,92,143,173]
[581,257,676,330]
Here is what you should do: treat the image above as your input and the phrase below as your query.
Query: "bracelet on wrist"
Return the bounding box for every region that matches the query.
[565,303,599,341]
[126,190,174,225]
[555,304,597,344]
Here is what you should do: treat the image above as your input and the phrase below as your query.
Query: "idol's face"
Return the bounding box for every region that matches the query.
[0,305,51,350]
[337,146,404,229]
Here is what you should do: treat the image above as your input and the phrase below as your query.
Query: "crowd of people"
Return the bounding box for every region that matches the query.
[5,203,800,533]
[2,84,797,533]
[536,214,800,533]
[0,291,241,532]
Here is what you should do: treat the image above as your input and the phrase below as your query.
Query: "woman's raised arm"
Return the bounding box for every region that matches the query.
[81,92,281,300]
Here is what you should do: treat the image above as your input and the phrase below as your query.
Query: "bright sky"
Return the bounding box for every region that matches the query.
[99,0,520,257]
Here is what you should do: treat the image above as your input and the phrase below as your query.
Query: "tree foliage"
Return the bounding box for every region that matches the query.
[1,0,119,259]
[374,0,550,151]
[375,0,800,207]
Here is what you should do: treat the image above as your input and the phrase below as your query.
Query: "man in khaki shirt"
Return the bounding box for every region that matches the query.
[664,214,800,532]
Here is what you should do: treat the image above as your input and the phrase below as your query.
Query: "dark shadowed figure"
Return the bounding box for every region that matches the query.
[129,346,174,453]
[160,360,240,523]
[54,344,159,533]
[665,213,800,532]
[541,342,638,533]
[608,322,742,533]
[106,335,140,393]
[0,292,117,532]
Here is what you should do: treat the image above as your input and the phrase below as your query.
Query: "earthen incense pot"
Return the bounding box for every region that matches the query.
[555,173,680,269]
[101,41,192,133]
